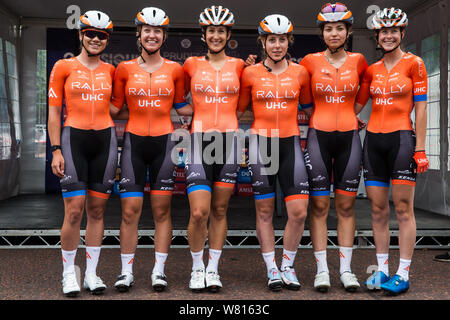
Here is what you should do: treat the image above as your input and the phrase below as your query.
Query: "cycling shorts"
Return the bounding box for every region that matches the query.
[248,134,309,202]
[363,130,416,187]
[119,133,178,197]
[185,131,241,194]
[60,126,118,199]
[304,128,362,197]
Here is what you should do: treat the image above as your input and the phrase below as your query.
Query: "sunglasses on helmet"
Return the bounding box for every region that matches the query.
[82,29,109,40]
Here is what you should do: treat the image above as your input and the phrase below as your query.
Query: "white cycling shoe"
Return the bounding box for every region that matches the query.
[114,272,134,293]
[62,272,80,297]
[151,272,168,292]
[340,271,360,292]
[314,272,331,292]
[83,273,106,295]
[205,271,222,293]
[189,269,206,292]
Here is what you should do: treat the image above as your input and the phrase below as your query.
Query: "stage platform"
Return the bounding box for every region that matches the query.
[0,194,449,249]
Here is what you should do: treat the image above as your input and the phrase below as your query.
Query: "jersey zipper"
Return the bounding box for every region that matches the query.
[148,72,152,136]
[335,68,339,131]
[275,73,279,133]
[215,70,219,127]
[90,69,94,125]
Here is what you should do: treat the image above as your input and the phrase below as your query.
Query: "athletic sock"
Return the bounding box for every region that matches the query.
[190,249,205,271]
[376,253,389,275]
[206,249,222,274]
[120,253,135,275]
[85,246,101,275]
[280,248,297,271]
[339,246,354,274]
[396,258,411,281]
[153,252,168,275]
[262,251,278,273]
[314,250,329,274]
[62,249,77,276]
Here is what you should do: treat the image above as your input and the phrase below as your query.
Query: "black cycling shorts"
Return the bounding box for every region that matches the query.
[248,134,309,202]
[363,130,416,187]
[304,128,362,197]
[60,126,118,199]
[119,133,177,197]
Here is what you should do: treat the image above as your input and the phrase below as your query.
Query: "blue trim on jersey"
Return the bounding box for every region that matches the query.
[187,185,211,194]
[365,180,390,188]
[310,190,330,197]
[62,190,86,198]
[120,192,144,198]
[254,192,276,200]
[413,94,427,102]
[174,102,188,109]
[300,102,313,110]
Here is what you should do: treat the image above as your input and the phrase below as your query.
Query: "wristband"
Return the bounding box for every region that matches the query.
[51,145,61,152]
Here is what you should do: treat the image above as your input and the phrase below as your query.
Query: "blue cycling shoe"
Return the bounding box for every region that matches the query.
[364,271,390,290]
[380,274,409,295]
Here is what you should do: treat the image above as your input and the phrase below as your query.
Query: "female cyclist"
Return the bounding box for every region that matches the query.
[356,8,429,295]
[48,10,117,297]
[183,5,245,292]
[110,7,192,292]
[238,14,313,291]
[299,3,368,292]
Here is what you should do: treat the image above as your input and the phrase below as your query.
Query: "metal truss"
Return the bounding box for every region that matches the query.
[0,229,449,249]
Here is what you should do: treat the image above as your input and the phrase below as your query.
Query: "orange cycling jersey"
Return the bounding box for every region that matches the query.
[356,52,428,133]
[183,56,245,132]
[48,57,115,130]
[300,51,368,132]
[238,62,313,138]
[111,58,186,137]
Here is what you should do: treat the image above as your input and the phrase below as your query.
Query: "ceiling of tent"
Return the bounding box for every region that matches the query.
[0,0,431,30]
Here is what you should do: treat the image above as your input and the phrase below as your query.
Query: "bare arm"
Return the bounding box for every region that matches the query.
[414,101,427,151]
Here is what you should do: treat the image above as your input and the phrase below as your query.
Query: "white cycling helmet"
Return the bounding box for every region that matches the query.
[258,14,293,35]
[371,7,408,29]
[135,7,170,27]
[199,5,234,27]
[78,10,113,33]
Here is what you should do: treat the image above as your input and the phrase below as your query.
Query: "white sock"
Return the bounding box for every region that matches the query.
[262,251,278,273]
[376,253,389,275]
[190,250,205,271]
[339,247,353,274]
[281,249,297,271]
[314,250,329,274]
[153,252,168,275]
[121,253,135,275]
[85,246,101,275]
[396,258,411,281]
[62,249,77,276]
[206,249,222,274]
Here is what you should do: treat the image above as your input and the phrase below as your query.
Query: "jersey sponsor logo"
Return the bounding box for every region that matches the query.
[315,83,357,94]
[397,175,415,181]
[129,87,173,97]
[375,97,394,105]
[205,96,228,104]
[71,82,112,91]
[82,93,104,101]
[161,179,174,184]
[325,96,346,104]
[252,181,264,187]
[49,88,58,99]
[194,84,239,94]
[60,175,72,183]
[138,99,161,107]
[414,87,426,94]
[256,90,298,99]
[265,101,287,109]
[370,84,406,95]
